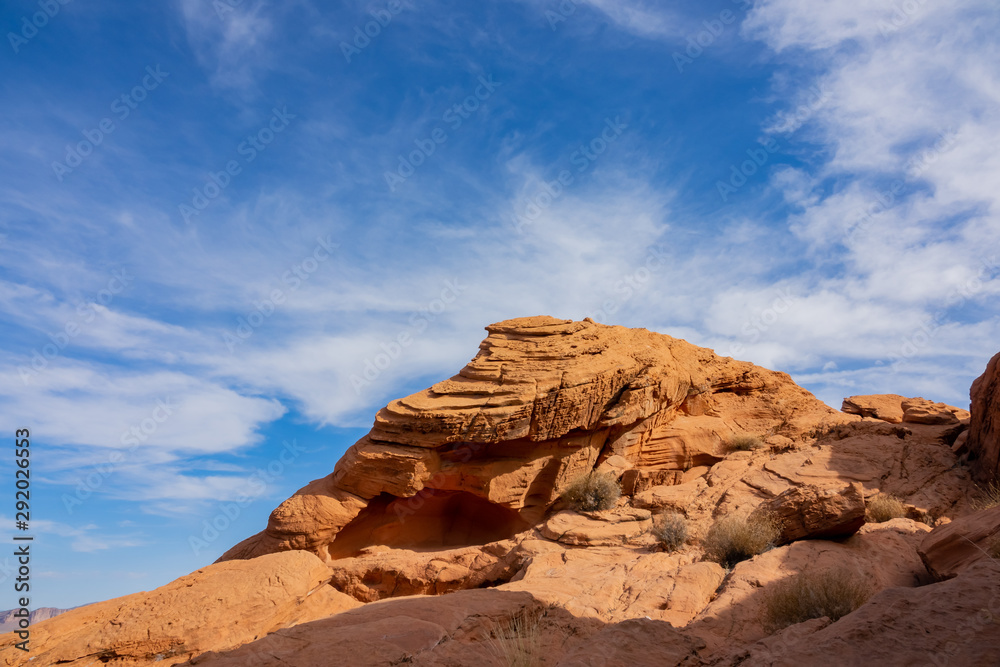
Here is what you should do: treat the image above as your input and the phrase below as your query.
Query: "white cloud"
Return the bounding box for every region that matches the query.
[710,0,1000,405]
[2,517,145,553]
[576,0,684,40]
[0,362,285,461]
[178,0,274,92]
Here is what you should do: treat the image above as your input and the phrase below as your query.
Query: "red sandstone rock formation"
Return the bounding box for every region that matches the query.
[3,317,995,667]
[919,505,1000,580]
[968,350,1000,482]
[220,316,848,563]
[757,482,867,544]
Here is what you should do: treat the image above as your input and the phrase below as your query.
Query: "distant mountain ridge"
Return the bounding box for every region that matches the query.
[0,607,73,632]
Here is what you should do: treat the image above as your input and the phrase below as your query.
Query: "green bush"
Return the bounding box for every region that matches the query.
[702,513,780,569]
[971,481,1000,511]
[762,568,872,633]
[866,493,906,523]
[562,471,621,512]
[484,608,543,667]
[652,513,688,552]
[729,434,763,452]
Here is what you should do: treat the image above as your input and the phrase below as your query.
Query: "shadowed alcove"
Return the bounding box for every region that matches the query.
[328,489,530,559]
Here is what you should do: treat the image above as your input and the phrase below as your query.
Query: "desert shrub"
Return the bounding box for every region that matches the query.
[562,471,621,512]
[484,609,543,667]
[971,481,1000,511]
[762,568,871,633]
[652,512,688,552]
[866,493,906,523]
[987,535,1000,560]
[702,513,781,569]
[729,434,763,452]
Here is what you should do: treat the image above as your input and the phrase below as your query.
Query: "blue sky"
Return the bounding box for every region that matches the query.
[1,0,998,609]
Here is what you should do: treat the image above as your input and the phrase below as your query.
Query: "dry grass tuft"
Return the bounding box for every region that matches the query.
[729,433,764,452]
[652,512,688,552]
[971,481,1000,511]
[762,568,872,633]
[562,471,621,512]
[484,608,543,667]
[702,513,781,569]
[987,535,1000,560]
[866,493,906,523]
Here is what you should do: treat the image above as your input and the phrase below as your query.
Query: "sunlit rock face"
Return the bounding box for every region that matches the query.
[218,315,847,563]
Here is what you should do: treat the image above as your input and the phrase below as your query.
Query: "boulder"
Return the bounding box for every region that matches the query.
[842,394,907,423]
[326,537,537,602]
[840,395,971,426]
[968,350,1000,482]
[918,505,1000,580]
[901,397,970,425]
[632,479,707,512]
[595,454,633,478]
[539,508,652,546]
[501,544,725,626]
[952,429,970,455]
[758,482,867,544]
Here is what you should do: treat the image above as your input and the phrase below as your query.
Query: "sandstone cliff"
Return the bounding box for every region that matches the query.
[968,350,1000,483]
